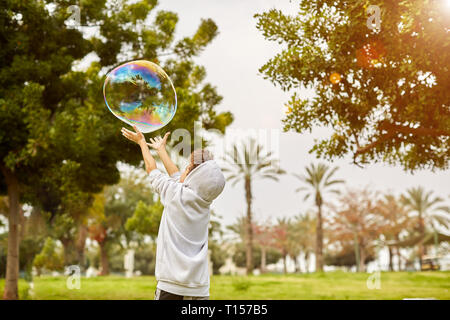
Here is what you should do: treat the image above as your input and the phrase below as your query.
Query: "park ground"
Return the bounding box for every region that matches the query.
[1,271,449,300]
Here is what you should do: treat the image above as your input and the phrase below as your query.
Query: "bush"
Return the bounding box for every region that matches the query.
[33,237,64,275]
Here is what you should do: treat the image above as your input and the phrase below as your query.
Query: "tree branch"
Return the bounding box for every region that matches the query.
[380,123,450,137]
[354,122,449,157]
[354,132,396,156]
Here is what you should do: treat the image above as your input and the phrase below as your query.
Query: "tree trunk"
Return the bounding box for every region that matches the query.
[353,227,360,272]
[359,245,366,272]
[61,239,73,266]
[394,246,401,271]
[305,252,310,273]
[388,246,394,271]
[1,166,20,300]
[395,235,402,271]
[315,202,324,272]
[293,255,299,273]
[418,212,425,269]
[283,253,287,274]
[244,177,253,275]
[99,241,109,276]
[260,246,266,274]
[76,224,88,271]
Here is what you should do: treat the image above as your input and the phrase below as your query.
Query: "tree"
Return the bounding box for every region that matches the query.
[87,194,109,275]
[377,194,411,271]
[324,244,375,269]
[208,212,226,275]
[90,169,157,275]
[294,163,343,271]
[133,244,156,275]
[33,237,64,275]
[1,0,232,299]
[401,186,450,266]
[328,188,383,272]
[291,213,316,273]
[253,222,274,273]
[227,217,283,272]
[125,200,163,239]
[51,213,78,265]
[232,243,282,271]
[272,217,290,274]
[223,139,285,274]
[256,0,450,171]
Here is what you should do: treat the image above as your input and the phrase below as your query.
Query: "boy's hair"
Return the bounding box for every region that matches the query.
[189,149,213,171]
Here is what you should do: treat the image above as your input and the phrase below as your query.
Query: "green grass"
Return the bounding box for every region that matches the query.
[1,271,449,300]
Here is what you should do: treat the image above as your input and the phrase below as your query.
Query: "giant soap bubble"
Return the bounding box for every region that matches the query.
[103,60,177,133]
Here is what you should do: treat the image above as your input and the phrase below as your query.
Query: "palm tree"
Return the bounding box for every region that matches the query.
[401,187,450,267]
[294,163,344,272]
[223,139,285,275]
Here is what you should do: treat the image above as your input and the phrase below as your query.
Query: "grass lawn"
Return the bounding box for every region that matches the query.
[1,271,449,300]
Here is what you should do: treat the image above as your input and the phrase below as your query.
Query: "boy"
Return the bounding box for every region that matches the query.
[121,125,225,300]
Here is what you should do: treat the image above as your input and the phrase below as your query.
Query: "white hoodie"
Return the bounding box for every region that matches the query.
[147,160,225,297]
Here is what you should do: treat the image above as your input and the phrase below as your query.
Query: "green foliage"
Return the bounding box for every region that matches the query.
[294,163,343,206]
[402,187,450,229]
[96,170,156,247]
[256,0,450,171]
[108,243,125,273]
[85,244,100,270]
[19,237,44,277]
[1,0,233,213]
[206,211,226,274]
[33,237,64,274]
[134,244,156,275]
[125,200,163,238]
[0,233,6,277]
[224,139,285,186]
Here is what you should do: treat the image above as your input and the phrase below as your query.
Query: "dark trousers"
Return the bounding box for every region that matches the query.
[154,288,209,300]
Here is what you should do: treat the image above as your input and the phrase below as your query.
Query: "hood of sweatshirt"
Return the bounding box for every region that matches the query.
[183,160,225,203]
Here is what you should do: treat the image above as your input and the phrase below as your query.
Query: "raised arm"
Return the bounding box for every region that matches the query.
[147,132,180,176]
[121,126,157,174]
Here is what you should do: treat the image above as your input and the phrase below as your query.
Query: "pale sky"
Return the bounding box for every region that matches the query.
[155,0,450,228]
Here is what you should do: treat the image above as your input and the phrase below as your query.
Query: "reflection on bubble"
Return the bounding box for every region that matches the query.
[103,60,177,133]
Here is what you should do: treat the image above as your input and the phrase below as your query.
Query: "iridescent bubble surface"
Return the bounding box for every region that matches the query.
[103,60,177,133]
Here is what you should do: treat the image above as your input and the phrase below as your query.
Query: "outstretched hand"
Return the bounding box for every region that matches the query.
[147,132,171,152]
[121,125,145,145]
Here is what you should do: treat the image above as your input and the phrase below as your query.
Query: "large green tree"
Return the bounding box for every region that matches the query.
[256,0,450,171]
[1,0,232,299]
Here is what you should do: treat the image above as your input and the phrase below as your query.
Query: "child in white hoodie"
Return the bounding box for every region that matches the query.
[121,126,225,300]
